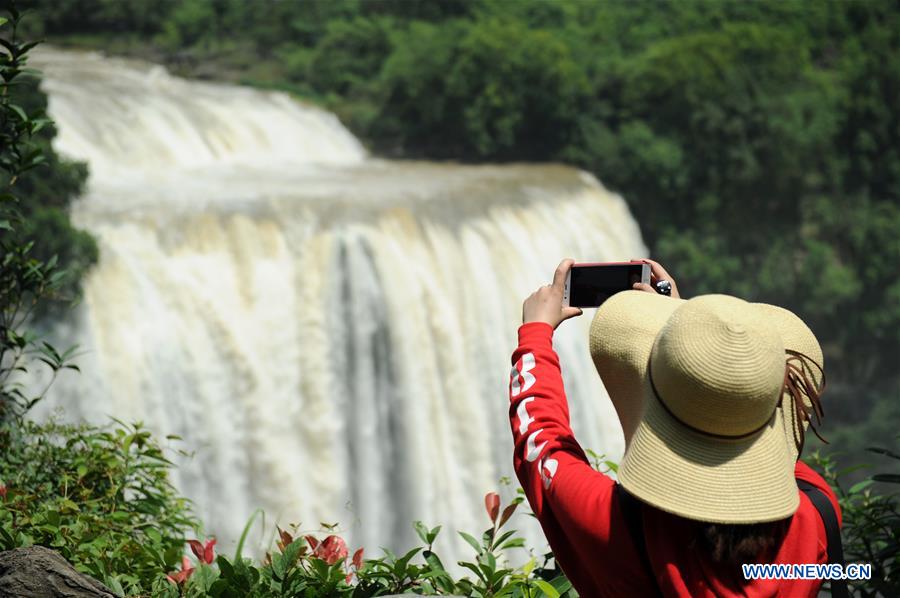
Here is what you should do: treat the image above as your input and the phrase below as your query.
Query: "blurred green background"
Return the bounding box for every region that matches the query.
[17,0,900,469]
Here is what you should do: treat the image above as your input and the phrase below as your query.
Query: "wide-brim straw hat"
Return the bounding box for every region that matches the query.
[589,292,823,524]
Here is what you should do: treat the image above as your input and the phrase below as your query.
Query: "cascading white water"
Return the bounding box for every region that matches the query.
[30,48,645,563]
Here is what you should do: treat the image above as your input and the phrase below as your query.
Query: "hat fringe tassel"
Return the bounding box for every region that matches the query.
[783,349,827,454]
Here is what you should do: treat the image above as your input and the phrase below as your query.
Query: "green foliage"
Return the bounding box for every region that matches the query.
[807,444,900,596]
[307,17,391,97]
[0,419,199,595]
[3,8,170,595]
[375,17,587,160]
[1,0,87,421]
[143,491,574,597]
[1,0,96,314]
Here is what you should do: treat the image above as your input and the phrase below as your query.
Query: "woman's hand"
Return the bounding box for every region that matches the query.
[631,258,681,299]
[522,259,583,329]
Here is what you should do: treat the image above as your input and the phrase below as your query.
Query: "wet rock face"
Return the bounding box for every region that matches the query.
[0,546,116,598]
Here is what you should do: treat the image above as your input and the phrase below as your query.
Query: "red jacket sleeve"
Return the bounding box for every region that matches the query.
[508,323,617,562]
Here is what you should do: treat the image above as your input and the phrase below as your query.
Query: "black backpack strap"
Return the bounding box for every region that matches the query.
[616,484,662,595]
[797,479,849,598]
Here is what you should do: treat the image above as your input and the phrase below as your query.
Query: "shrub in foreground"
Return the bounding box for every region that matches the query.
[0,417,575,597]
[0,419,199,595]
[808,446,900,596]
[147,490,574,597]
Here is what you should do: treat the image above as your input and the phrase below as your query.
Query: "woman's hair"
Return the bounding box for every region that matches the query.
[690,518,791,586]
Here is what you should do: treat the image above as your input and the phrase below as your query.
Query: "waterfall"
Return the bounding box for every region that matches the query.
[30,48,645,563]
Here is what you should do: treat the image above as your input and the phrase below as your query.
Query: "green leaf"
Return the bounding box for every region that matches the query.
[310,557,331,579]
[191,565,219,591]
[0,38,14,56]
[533,579,561,598]
[482,549,496,574]
[208,578,230,597]
[19,41,40,56]
[849,479,874,494]
[271,552,285,581]
[234,508,263,561]
[216,555,234,580]
[393,547,421,578]
[283,538,303,565]
[9,104,27,122]
[493,529,516,549]
[427,525,442,545]
[459,531,482,555]
[106,576,125,596]
[423,549,445,572]
[0,526,15,549]
[488,566,511,588]
[499,537,525,550]
[458,559,488,583]
[413,520,430,544]
[29,117,49,135]
[549,574,573,594]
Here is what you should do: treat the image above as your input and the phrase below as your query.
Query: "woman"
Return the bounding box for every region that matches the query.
[509,259,840,596]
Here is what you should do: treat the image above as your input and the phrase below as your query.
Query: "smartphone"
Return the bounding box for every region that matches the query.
[563,261,650,308]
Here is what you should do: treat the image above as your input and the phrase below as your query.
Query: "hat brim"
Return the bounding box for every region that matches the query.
[617,383,798,523]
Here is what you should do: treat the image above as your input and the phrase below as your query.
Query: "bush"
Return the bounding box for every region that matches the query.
[807,444,900,596]
[0,420,199,595]
[143,491,575,598]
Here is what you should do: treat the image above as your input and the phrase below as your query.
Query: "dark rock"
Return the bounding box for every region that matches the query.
[0,546,117,597]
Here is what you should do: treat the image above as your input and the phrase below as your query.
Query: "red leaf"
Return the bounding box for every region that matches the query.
[317,535,348,565]
[305,535,319,551]
[277,526,293,551]
[0,484,6,500]
[352,547,364,569]
[498,502,518,528]
[187,540,204,561]
[484,492,500,523]
[203,538,216,564]
[167,558,195,585]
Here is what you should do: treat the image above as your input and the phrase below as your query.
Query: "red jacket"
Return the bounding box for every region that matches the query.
[509,322,841,597]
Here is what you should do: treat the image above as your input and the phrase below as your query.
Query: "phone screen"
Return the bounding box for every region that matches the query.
[568,264,646,307]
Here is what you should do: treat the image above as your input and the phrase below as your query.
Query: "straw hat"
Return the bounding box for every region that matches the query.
[589,292,824,523]
[590,293,825,461]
